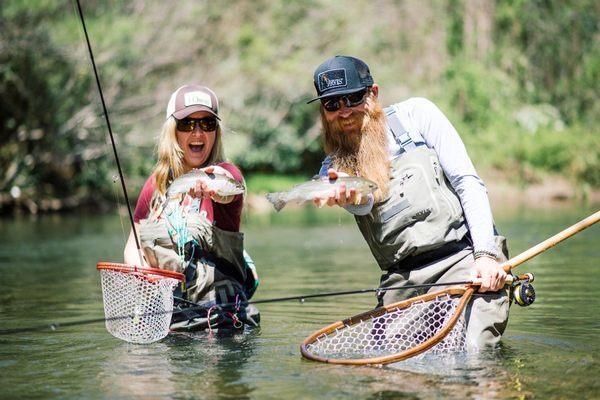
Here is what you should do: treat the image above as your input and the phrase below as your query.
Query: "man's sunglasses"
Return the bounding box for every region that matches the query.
[176,117,218,132]
[321,89,369,112]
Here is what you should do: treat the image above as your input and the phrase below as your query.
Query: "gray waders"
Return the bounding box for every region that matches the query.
[356,107,510,349]
[378,236,510,349]
[139,206,259,332]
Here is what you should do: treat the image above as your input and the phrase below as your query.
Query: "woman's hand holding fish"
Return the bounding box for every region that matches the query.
[313,169,364,208]
[191,166,235,204]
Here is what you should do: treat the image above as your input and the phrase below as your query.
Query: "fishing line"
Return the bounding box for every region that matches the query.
[113,174,129,246]
[74,0,142,258]
[0,280,479,335]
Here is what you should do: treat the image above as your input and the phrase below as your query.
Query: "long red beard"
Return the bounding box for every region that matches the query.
[321,100,390,202]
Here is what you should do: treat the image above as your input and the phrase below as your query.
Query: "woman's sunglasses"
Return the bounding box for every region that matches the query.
[176,117,218,132]
[321,89,369,112]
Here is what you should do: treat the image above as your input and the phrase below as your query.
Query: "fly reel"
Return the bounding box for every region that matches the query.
[512,273,536,307]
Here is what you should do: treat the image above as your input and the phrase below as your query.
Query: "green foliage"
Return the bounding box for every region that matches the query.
[0,0,145,212]
[494,0,600,123]
[443,58,518,129]
[437,1,599,189]
[446,0,464,57]
[245,173,308,194]
[513,127,600,186]
[1,0,599,214]
[0,3,94,199]
[565,126,600,186]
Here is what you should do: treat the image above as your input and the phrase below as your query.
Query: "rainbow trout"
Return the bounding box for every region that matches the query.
[266,176,377,212]
[166,169,245,198]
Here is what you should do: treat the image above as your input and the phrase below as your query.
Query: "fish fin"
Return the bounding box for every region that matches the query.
[265,193,286,212]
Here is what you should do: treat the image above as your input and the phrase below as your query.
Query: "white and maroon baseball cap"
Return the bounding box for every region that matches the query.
[165,85,220,120]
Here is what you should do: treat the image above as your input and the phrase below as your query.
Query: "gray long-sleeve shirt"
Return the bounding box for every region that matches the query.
[319,97,498,255]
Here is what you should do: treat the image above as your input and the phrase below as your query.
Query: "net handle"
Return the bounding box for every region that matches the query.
[300,286,474,365]
[502,210,600,273]
[96,262,185,281]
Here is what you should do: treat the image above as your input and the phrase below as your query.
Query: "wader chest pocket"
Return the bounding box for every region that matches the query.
[380,199,411,222]
[355,146,468,271]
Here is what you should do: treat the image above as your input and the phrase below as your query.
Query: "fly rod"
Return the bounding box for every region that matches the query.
[74,0,143,263]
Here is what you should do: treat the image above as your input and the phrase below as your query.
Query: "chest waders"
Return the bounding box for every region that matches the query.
[358,107,511,349]
[139,196,259,331]
[355,107,469,271]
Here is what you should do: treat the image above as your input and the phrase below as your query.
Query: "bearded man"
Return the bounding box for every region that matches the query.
[308,55,510,349]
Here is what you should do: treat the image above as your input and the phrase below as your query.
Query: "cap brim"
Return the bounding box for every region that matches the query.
[172,105,220,120]
[306,86,367,104]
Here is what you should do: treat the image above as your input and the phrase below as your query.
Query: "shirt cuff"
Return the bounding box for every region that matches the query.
[473,237,500,258]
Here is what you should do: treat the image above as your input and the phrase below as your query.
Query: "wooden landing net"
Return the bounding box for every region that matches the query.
[301,287,473,365]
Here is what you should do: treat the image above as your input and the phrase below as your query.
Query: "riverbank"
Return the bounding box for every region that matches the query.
[245,172,600,215]
[1,172,598,217]
[482,171,600,212]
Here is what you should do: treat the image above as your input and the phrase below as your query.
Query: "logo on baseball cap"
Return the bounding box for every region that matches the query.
[166,85,220,120]
[307,55,374,104]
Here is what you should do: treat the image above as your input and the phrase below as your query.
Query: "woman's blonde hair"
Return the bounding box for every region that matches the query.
[153,116,226,195]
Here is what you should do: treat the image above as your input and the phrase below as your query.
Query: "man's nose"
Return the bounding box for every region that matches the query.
[338,102,353,118]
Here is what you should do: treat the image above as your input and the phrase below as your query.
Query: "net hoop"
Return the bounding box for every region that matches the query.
[96,262,184,281]
[300,286,474,365]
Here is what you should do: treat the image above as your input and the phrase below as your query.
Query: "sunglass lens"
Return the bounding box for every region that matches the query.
[199,118,217,131]
[346,90,367,106]
[176,119,195,132]
[322,98,341,112]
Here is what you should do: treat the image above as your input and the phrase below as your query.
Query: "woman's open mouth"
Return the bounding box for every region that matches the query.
[189,142,205,153]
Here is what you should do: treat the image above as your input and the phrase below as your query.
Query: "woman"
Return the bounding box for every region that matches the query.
[124,84,259,331]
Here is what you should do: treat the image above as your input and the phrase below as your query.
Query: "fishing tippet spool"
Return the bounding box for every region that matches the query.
[512,273,536,307]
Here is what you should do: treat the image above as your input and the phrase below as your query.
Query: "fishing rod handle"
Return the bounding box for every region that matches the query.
[469,272,533,287]
[501,210,600,273]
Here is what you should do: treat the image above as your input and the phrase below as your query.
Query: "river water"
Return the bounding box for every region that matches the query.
[0,206,598,399]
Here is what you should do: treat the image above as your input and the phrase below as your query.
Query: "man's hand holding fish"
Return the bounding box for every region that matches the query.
[265,175,377,212]
[312,169,367,208]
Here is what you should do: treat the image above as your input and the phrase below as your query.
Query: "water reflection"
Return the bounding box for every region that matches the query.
[98,329,259,399]
[294,348,528,399]
[98,342,177,398]
[167,330,259,400]
[386,349,528,399]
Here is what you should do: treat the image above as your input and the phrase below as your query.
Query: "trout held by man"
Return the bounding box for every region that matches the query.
[266,176,378,212]
[166,169,245,198]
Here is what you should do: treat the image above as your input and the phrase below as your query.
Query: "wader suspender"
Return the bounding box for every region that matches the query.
[384,106,418,153]
[384,105,476,253]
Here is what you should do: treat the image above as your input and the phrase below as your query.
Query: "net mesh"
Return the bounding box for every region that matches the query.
[305,293,466,361]
[99,269,180,344]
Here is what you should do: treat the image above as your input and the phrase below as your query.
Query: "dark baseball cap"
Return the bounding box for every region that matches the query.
[307,55,374,104]
[166,84,220,120]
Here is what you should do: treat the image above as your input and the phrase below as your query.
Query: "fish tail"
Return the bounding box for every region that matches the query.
[265,193,286,212]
